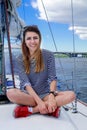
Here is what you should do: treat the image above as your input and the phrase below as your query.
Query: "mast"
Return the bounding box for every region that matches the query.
[0,0,9,102]
[4,0,15,88]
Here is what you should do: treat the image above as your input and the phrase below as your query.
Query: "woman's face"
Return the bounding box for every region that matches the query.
[25,31,40,55]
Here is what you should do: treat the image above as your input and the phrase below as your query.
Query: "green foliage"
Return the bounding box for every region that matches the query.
[54,53,68,58]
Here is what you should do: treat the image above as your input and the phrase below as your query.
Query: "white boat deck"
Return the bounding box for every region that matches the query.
[0,101,87,130]
[66,100,87,130]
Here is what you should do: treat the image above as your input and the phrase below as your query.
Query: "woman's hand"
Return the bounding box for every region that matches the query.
[47,94,57,113]
[37,100,48,114]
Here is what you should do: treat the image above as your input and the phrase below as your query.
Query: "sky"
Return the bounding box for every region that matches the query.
[16,0,87,52]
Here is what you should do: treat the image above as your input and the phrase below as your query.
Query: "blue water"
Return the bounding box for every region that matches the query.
[4,49,87,103]
[55,57,87,103]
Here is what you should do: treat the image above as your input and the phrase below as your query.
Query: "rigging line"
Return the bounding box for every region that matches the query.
[22,0,26,24]
[4,0,15,88]
[1,30,5,88]
[41,0,57,52]
[71,0,77,91]
[70,0,77,90]
[41,0,70,89]
[71,0,78,112]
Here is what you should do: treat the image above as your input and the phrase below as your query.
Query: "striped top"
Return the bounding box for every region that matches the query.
[16,49,57,96]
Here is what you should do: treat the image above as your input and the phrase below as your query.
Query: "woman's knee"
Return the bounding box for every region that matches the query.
[6,88,18,101]
[69,91,76,102]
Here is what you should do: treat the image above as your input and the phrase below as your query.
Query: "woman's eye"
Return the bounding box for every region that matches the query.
[33,37,38,40]
[26,37,39,40]
[27,37,31,40]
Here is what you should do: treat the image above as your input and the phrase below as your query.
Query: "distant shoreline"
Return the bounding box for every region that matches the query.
[54,53,87,58]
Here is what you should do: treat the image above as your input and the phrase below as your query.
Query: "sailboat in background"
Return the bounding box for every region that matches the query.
[0,0,87,130]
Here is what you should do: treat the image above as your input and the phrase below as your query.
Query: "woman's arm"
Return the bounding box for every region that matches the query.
[47,52,58,112]
[50,80,57,91]
[26,85,43,104]
[47,80,58,113]
[26,85,48,114]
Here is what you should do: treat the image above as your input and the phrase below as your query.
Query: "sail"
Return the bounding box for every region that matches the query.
[0,0,25,38]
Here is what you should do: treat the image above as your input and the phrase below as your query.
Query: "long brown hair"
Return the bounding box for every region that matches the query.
[22,25,44,73]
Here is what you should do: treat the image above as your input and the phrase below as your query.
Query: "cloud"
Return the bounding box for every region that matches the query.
[31,0,87,40]
[31,1,38,8]
[69,26,87,40]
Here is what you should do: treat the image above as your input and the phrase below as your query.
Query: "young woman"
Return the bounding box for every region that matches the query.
[6,25,76,118]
